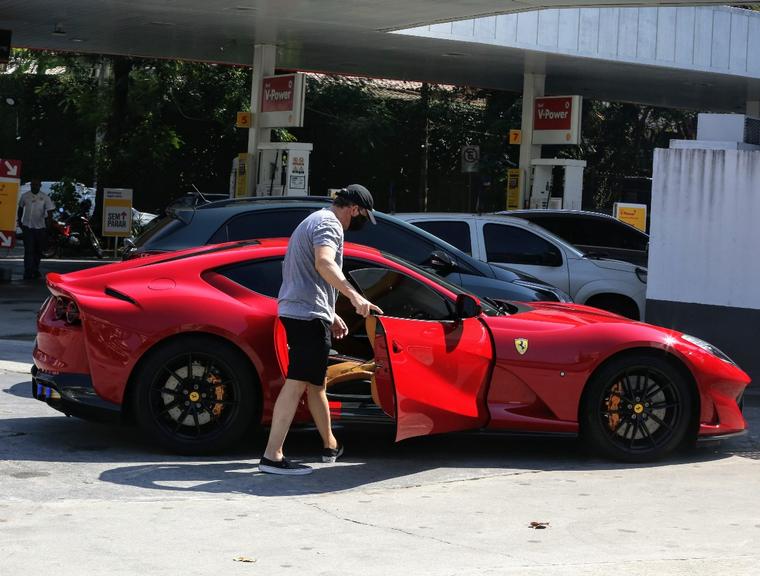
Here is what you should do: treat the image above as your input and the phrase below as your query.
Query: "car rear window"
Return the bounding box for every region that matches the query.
[133,216,186,248]
[209,208,316,243]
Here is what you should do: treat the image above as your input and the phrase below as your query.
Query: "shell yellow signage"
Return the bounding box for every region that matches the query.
[614,202,647,232]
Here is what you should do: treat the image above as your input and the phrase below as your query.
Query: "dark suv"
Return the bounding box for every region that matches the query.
[503,210,649,267]
[124,197,569,303]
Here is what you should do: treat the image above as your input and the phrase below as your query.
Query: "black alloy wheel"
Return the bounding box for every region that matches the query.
[133,336,256,454]
[581,353,695,462]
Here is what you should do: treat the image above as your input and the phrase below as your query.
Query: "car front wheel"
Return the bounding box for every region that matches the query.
[580,353,696,462]
[133,336,257,455]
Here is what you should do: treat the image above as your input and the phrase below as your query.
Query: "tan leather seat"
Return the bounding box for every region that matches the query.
[324,316,379,408]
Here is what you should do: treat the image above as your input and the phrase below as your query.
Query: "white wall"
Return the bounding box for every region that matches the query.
[648,148,760,309]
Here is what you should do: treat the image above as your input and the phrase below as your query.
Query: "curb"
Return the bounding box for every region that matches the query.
[0,360,33,374]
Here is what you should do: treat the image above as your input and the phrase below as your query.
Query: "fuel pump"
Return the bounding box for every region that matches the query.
[256,142,313,196]
[529,158,586,209]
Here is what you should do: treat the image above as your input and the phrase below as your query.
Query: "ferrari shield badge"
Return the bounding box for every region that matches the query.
[514,338,529,355]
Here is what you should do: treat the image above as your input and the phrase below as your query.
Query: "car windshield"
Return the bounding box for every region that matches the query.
[379,251,501,316]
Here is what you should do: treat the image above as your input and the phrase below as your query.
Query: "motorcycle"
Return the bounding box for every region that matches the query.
[42,207,104,259]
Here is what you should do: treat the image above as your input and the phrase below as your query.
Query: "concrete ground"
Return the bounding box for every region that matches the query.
[1,253,759,575]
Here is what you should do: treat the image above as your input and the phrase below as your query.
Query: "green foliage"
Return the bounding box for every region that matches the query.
[48,177,83,215]
[1,48,696,215]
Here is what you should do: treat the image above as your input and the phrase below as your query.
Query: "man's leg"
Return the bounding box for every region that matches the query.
[307,384,338,450]
[262,378,308,462]
[22,226,34,278]
[33,228,45,275]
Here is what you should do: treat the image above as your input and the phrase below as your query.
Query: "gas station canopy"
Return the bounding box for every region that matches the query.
[2,1,759,110]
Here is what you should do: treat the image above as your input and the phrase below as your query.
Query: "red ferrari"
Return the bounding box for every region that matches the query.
[32,239,750,461]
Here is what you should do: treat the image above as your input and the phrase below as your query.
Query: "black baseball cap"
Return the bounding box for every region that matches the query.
[336,184,376,224]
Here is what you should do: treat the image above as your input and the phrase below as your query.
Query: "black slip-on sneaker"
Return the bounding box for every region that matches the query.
[322,444,344,463]
[258,457,313,476]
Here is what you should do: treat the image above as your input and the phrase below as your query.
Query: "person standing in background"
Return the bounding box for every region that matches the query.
[17,178,55,280]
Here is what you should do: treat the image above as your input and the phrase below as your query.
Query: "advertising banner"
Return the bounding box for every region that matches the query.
[533,95,582,145]
[259,73,305,128]
[102,188,133,237]
[235,153,249,198]
[506,168,521,210]
[0,158,21,248]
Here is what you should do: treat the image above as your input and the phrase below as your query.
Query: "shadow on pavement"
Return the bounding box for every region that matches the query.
[4,380,756,497]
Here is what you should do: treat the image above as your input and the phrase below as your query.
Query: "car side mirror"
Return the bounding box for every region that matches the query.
[455,294,481,319]
[428,250,457,272]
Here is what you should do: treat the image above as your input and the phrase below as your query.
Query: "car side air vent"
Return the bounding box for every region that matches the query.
[105,287,137,305]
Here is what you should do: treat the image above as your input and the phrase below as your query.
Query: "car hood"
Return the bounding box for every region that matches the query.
[584,256,642,273]
[488,300,659,330]
[489,263,552,286]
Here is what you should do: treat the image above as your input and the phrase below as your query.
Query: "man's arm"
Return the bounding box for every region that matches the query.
[314,245,382,318]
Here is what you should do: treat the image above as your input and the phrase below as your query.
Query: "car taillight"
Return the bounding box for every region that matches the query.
[53,296,81,325]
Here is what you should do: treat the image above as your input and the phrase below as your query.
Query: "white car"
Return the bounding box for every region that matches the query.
[396,212,647,320]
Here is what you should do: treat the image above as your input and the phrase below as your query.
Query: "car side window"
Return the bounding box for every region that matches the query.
[531,217,579,245]
[209,208,316,244]
[348,267,453,321]
[216,258,283,298]
[483,223,562,267]
[411,220,472,255]
[345,219,436,266]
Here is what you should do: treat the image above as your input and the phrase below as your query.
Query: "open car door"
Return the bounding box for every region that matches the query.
[372,315,493,441]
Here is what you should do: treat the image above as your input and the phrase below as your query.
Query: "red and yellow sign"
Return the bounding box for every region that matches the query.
[0,158,21,248]
[509,129,522,145]
[262,75,297,113]
[532,95,582,145]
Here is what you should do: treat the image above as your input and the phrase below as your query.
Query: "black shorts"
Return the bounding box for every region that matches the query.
[280,317,332,387]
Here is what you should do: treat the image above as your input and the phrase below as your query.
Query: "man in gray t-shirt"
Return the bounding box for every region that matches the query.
[260,185,383,476]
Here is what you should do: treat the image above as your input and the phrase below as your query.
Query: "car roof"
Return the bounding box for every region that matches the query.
[201,195,332,210]
[502,209,649,237]
[396,211,585,257]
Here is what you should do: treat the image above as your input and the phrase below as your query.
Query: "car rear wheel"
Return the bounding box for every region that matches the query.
[133,336,256,455]
[580,353,696,462]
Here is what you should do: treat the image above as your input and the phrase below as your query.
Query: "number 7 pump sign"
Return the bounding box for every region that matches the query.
[0,159,22,248]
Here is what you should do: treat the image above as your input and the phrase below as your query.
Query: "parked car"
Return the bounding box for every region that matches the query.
[397,213,647,320]
[32,239,749,461]
[122,197,570,303]
[503,209,649,267]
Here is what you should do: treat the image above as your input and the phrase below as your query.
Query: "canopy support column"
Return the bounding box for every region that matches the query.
[519,72,545,209]
[246,44,276,196]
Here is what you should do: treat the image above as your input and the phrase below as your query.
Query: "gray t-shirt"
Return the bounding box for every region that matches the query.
[278,208,344,322]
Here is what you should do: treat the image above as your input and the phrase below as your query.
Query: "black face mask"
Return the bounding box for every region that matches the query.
[348,213,368,231]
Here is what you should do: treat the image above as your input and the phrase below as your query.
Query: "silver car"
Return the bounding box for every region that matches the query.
[397,212,647,320]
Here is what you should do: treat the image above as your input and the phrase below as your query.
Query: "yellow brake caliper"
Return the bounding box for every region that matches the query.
[209,372,225,418]
[607,382,623,431]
